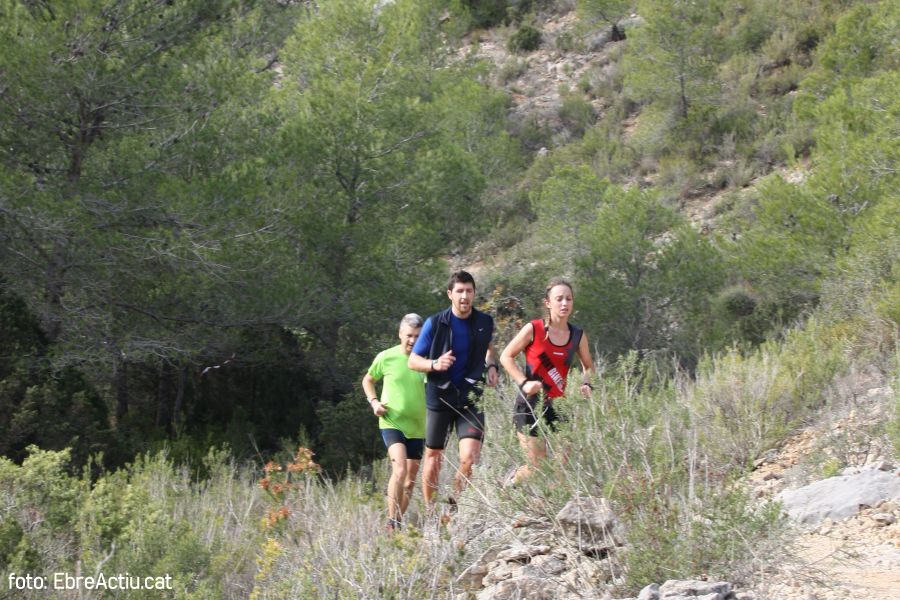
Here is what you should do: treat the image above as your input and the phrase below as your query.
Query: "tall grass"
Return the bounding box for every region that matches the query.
[3,305,895,598]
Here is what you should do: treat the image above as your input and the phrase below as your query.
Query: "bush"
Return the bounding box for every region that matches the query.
[727,175,845,322]
[555,30,576,52]
[656,155,702,197]
[558,93,596,137]
[497,57,528,84]
[460,0,510,28]
[508,24,542,52]
[458,0,543,29]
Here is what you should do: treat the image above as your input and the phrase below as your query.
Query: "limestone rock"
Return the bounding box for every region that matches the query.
[556,495,622,548]
[638,582,660,600]
[457,545,505,590]
[476,576,559,600]
[659,579,731,598]
[776,468,900,525]
[495,544,551,563]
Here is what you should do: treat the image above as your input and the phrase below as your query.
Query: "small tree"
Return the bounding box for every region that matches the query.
[624,0,723,120]
[578,0,632,41]
[574,186,725,359]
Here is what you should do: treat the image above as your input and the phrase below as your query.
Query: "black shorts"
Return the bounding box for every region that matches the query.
[513,394,559,437]
[425,405,485,449]
[381,428,425,460]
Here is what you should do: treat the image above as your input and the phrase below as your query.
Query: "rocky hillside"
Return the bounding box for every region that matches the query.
[450,377,899,600]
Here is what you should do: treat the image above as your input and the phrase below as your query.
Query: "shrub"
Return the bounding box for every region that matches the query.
[713,158,757,190]
[460,0,510,28]
[497,57,528,84]
[558,94,596,137]
[719,285,758,319]
[508,24,542,52]
[656,155,702,197]
[555,30,576,52]
[888,377,900,458]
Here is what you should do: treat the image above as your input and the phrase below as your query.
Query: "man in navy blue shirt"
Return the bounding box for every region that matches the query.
[408,271,498,516]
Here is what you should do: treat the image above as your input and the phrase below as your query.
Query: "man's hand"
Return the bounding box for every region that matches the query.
[370,399,387,416]
[486,365,499,387]
[432,350,455,371]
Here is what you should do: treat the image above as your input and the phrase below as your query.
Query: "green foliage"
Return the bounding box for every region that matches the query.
[889,372,900,457]
[577,0,631,42]
[817,2,899,79]
[0,369,109,463]
[722,0,779,53]
[555,30,576,52]
[726,175,845,326]
[806,70,900,218]
[710,284,770,345]
[0,288,111,464]
[0,0,313,452]
[622,486,784,590]
[457,0,510,28]
[454,0,540,28]
[0,0,897,565]
[624,0,724,121]
[508,23,542,52]
[523,159,726,361]
[693,316,852,471]
[0,0,523,474]
[315,394,381,476]
[530,164,610,261]
[498,57,529,83]
[656,155,703,198]
[573,185,725,359]
[558,92,597,137]
[0,447,264,596]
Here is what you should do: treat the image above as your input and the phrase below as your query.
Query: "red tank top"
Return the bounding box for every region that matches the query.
[524,319,582,399]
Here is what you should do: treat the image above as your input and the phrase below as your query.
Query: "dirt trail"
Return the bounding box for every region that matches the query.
[747,385,900,600]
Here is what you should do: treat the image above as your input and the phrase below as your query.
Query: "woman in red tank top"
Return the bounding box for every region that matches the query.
[499,277,595,483]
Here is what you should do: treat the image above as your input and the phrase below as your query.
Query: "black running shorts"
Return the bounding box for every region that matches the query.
[513,393,559,437]
[425,405,485,449]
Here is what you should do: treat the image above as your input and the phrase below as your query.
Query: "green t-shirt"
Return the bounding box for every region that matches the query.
[367,345,426,438]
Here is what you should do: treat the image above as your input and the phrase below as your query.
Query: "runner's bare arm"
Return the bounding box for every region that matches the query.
[500,323,541,396]
[362,372,387,416]
[485,343,499,387]
[576,333,595,397]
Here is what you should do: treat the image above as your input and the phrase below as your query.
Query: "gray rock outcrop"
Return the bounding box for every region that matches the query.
[456,495,626,599]
[776,462,900,525]
[624,579,754,600]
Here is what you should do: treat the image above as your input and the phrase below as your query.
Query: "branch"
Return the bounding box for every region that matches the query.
[362,130,429,161]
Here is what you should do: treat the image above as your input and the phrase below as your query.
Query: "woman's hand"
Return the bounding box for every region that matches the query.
[521,380,542,397]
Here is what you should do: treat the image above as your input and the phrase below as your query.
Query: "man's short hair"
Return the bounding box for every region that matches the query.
[399,313,423,329]
[446,270,476,291]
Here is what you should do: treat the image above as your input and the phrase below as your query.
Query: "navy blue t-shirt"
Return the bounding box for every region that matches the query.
[412,313,471,387]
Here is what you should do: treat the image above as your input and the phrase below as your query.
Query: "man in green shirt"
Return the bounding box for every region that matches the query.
[362,313,426,531]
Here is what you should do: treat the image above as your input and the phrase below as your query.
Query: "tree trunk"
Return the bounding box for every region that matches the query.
[172,364,186,432]
[156,362,174,435]
[114,357,129,425]
[42,239,67,343]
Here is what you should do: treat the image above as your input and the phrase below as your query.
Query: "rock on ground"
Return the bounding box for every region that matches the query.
[776,462,900,525]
